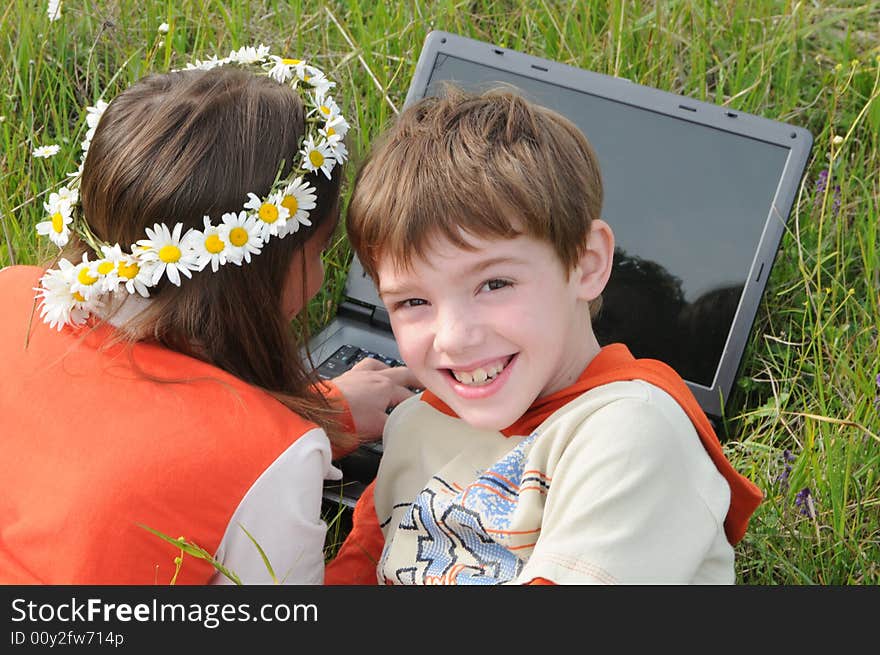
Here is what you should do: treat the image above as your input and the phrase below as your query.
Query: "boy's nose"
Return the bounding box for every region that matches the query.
[432,311,483,355]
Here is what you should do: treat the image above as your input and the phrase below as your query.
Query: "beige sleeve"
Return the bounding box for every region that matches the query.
[517,384,733,584]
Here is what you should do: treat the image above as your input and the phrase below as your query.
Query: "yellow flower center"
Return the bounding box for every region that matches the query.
[73,291,86,302]
[77,267,98,286]
[309,150,325,168]
[281,195,298,215]
[51,212,65,233]
[117,261,139,279]
[282,58,301,65]
[325,127,336,137]
[97,261,115,275]
[319,105,331,116]
[158,244,181,263]
[229,227,249,247]
[205,234,225,254]
[258,203,279,224]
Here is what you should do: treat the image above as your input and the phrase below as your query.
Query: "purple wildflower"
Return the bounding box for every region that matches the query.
[776,449,795,492]
[815,169,828,198]
[794,487,815,519]
[813,169,841,215]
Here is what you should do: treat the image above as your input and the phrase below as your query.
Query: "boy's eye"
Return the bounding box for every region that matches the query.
[395,298,428,309]
[480,278,512,292]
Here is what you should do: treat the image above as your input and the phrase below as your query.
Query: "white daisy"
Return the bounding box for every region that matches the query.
[244,191,290,241]
[278,178,317,236]
[320,114,350,140]
[36,193,75,248]
[266,56,296,83]
[136,222,199,286]
[33,144,61,159]
[113,249,155,297]
[192,215,230,272]
[158,22,170,34]
[47,0,62,22]
[310,93,342,122]
[301,66,334,96]
[229,44,270,65]
[69,253,104,302]
[219,211,263,265]
[81,100,108,155]
[324,135,349,164]
[185,55,228,71]
[97,244,131,293]
[53,186,79,208]
[300,135,336,180]
[85,100,108,132]
[37,259,91,330]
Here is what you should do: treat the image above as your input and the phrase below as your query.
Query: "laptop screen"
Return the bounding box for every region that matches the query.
[413,48,804,412]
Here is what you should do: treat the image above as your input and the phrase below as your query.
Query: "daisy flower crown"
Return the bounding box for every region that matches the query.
[34,45,349,331]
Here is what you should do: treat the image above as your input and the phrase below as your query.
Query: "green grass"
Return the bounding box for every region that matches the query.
[2,0,878,585]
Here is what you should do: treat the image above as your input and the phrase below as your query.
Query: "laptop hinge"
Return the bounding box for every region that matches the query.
[371,307,391,330]
[337,300,372,322]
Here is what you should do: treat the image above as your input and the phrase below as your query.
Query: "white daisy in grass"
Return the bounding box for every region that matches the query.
[278,178,317,236]
[47,0,62,22]
[244,191,290,241]
[320,114,350,140]
[37,260,91,331]
[219,211,263,265]
[192,215,230,272]
[300,135,336,180]
[136,222,199,286]
[229,44,270,65]
[33,144,61,159]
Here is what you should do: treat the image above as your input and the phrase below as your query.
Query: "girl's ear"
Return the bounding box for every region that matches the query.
[573,219,615,301]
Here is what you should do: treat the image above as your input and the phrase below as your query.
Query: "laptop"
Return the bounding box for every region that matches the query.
[314,30,813,507]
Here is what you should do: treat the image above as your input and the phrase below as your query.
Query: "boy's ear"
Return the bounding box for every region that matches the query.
[573,219,614,301]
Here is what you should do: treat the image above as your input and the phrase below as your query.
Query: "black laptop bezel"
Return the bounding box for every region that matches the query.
[403,30,813,421]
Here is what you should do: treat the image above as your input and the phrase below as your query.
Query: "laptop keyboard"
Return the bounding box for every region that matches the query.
[315,344,405,380]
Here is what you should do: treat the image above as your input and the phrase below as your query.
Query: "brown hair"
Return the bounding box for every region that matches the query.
[347,85,604,293]
[67,66,350,447]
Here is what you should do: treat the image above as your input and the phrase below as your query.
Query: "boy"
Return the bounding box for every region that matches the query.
[325,87,762,584]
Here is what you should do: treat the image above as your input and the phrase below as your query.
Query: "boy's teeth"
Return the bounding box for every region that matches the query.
[452,361,505,386]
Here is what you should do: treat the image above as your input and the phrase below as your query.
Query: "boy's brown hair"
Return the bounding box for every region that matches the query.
[347,86,604,286]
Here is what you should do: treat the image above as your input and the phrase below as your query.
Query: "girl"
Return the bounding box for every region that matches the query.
[0,49,417,584]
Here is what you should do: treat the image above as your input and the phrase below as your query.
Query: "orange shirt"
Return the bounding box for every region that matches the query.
[0,265,337,584]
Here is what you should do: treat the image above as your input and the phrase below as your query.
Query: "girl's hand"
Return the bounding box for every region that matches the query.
[330,357,422,440]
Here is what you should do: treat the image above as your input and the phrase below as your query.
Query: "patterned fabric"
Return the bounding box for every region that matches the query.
[326,343,761,585]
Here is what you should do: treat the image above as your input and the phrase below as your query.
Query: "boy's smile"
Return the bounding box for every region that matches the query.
[378,229,607,432]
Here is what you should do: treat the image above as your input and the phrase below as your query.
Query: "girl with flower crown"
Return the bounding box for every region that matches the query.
[0,49,419,584]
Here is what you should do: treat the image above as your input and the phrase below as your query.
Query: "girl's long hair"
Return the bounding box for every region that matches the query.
[70,66,350,447]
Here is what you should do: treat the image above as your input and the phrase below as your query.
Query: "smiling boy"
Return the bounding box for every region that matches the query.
[325,87,761,585]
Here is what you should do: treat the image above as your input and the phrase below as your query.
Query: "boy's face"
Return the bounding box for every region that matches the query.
[377,230,604,432]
